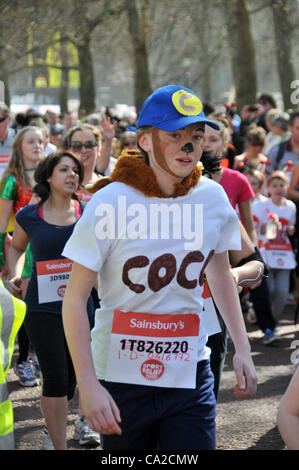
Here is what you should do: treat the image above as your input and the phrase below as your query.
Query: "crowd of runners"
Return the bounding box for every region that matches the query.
[1,85,299,451]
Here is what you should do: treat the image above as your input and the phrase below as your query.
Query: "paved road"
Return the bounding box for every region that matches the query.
[6,300,299,451]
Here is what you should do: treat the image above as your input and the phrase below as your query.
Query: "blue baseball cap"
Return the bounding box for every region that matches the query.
[137,85,220,131]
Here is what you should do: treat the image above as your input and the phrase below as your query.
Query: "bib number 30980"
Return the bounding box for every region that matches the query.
[36,258,73,303]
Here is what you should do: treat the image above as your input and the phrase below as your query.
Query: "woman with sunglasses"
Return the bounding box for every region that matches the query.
[63,119,116,202]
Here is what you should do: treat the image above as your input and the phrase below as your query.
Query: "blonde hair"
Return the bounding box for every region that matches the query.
[1,126,43,188]
[265,108,281,124]
[244,168,265,188]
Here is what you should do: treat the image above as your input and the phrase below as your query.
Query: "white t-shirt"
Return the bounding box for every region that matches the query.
[259,197,296,269]
[63,175,241,380]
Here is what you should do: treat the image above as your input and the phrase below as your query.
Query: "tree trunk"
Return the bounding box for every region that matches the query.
[195,0,212,103]
[59,38,69,114]
[271,0,296,111]
[77,39,95,114]
[134,41,152,113]
[0,62,10,106]
[126,0,152,113]
[223,0,257,112]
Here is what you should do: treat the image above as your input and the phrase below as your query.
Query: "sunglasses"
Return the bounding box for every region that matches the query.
[70,141,97,151]
[0,114,8,123]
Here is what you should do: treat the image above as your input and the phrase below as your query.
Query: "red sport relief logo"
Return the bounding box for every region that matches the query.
[57,285,67,298]
[141,359,164,381]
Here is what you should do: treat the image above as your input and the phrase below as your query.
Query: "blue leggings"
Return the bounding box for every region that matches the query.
[267,269,290,322]
[100,360,216,450]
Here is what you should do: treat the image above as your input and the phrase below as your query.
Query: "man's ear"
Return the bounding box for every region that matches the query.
[138,132,152,153]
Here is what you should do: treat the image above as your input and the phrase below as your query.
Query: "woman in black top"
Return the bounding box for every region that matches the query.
[7,151,89,450]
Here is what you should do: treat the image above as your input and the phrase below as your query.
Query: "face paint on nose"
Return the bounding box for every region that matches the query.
[181,142,194,154]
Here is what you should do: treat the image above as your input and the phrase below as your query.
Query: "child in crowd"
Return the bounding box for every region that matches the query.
[260,171,296,324]
[243,168,278,343]
[62,84,257,451]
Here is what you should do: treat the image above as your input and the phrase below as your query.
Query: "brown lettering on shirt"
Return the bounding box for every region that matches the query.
[122,256,149,293]
[177,251,204,289]
[122,250,215,293]
[148,253,177,292]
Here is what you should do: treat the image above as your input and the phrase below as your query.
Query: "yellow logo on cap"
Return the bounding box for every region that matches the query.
[172,90,203,116]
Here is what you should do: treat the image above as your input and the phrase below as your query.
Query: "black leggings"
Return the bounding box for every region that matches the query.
[249,277,276,332]
[17,323,30,363]
[24,311,76,400]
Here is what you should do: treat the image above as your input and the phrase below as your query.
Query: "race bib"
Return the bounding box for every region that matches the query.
[105,310,200,389]
[263,241,296,269]
[36,258,73,303]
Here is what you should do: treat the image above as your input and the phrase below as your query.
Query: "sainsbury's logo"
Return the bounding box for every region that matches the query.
[130,317,184,332]
[46,262,73,270]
